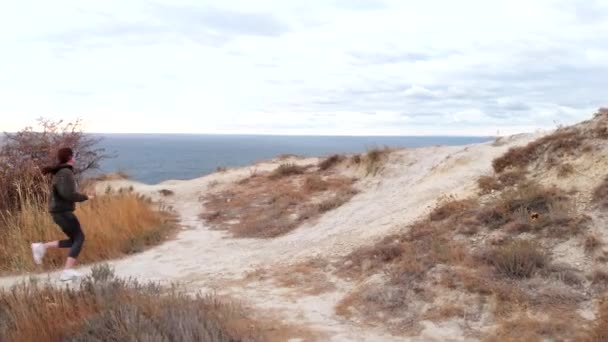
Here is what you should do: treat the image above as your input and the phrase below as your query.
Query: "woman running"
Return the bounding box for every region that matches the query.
[31,147,93,281]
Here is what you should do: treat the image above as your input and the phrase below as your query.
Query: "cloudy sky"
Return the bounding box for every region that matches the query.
[1,0,607,135]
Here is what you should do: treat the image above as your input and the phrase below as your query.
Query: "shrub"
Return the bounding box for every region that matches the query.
[484,240,548,278]
[477,181,579,235]
[585,295,608,341]
[269,163,306,179]
[429,196,475,222]
[593,176,608,208]
[318,154,344,171]
[158,189,175,196]
[0,118,110,211]
[585,233,604,252]
[364,147,391,176]
[557,163,575,178]
[497,169,527,187]
[478,175,501,194]
[303,175,329,192]
[0,265,266,341]
[492,129,584,173]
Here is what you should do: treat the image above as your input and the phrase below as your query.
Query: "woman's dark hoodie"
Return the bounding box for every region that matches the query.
[47,164,88,213]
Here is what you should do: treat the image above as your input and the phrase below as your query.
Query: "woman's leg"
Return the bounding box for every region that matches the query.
[51,212,85,269]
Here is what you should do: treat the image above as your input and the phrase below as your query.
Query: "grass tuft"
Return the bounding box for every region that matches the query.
[0,265,268,341]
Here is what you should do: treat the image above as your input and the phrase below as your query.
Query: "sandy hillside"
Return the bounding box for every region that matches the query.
[0,132,543,341]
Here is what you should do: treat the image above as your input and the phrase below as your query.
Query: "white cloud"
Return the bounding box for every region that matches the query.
[403,86,439,99]
[0,0,607,135]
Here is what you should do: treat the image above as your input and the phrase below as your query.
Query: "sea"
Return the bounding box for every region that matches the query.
[95,134,493,184]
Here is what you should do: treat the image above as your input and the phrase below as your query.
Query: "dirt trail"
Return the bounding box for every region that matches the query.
[0,135,537,341]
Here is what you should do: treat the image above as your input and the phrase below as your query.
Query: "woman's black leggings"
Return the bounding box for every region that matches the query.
[51,212,85,258]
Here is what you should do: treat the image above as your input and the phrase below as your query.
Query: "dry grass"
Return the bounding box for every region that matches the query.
[487,311,583,342]
[585,232,604,252]
[590,269,608,285]
[429,195,475,222]
[158,189,174,196]
[481,240,548,279]
[492,112,608,174]
[337,179,592,337]
[421,303,466,322]
[584,296,608,341]
[336,197,476,327]
[318,154,345,171]
[0,265,273,342]
[269,163,307,180]
[201,165,357,238]
[557,163,575,178]
[476,181,588,238]
[478,175,502,194]
[478,169,527,194]
[363,147,391,176]
[0,190,175,273]
[492,129,585,173]
[593,176,608,208]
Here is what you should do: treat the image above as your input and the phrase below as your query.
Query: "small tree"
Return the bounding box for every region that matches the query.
[0,118,110,211]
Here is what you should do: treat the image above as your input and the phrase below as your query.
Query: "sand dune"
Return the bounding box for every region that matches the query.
[0,133,542,341]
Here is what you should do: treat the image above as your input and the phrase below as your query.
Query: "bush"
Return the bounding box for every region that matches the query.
[364,147,391,176]
[158,189,175,196]
[318,154,344,171]
[484,240,548,278]
[492,129,584,173]
[593,176,608,208]
[478,175,501,194]
[429,196,475,222]
[303,175,329,192]
[0,265,266,341]
[0,118,109,211]
[269,163,306,179]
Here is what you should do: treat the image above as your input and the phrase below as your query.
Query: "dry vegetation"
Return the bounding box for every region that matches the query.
[0,118,176,274]
[201,161,358,238]
[335,177,594,338]
[0,265,282,342]
[0,189,176,274]
[332,111,608,339]
[493,109,608,175]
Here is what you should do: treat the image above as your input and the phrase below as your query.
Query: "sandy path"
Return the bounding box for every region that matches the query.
[0,135,535,341]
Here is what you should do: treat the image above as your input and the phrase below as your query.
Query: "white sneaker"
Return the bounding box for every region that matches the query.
[60,269,82,282]
[31,243,46,265]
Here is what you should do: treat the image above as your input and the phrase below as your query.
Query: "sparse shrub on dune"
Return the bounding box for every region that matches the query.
[158,189,174,196]
[478,169,527,194]
[584,295,608,341]
[478,175,502,194]
[201,163,357,238]
[557,163,575,178]
[364,147,391,176]
[593,176,608,209]
[481,239,548,278]
[492,129,584,173]
[0,265,267,342]
[269,163,307,179]
[318,154,345,171]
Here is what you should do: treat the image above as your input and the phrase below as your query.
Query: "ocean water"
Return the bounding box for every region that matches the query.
[96,134,493,184]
